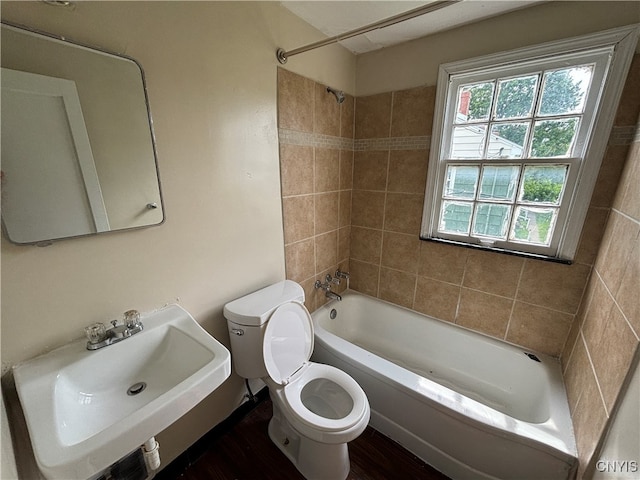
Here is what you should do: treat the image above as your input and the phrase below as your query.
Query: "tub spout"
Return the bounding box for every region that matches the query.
[325,291,342,301]
[314,279,342,301]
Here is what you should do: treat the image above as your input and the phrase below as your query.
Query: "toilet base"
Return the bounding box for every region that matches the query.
[268,399,350,480]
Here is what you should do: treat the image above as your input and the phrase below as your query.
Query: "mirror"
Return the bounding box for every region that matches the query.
[1,22,164,245]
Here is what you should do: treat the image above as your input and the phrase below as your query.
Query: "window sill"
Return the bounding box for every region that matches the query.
[419,236,573,265]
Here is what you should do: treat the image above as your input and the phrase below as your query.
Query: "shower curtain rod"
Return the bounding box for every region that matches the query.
[276,0,461,64]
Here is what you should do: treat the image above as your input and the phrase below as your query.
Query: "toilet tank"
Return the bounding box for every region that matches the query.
[224,280,305,379]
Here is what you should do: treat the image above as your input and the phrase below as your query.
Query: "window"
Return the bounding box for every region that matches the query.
[421,25,639,261]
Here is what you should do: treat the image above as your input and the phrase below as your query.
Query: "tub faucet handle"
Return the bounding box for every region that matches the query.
[326,274,340,285]
[335,269,350,280]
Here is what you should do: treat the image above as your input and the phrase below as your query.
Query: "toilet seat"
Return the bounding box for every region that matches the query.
[282,363,368,432]
[263,301,368,435]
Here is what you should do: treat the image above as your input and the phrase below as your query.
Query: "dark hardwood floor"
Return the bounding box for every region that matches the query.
[157,393,450,479]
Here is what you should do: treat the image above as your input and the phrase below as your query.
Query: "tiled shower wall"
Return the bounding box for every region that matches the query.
[561,63,640,476]
[277,68,354,310]
[278,56,638,360]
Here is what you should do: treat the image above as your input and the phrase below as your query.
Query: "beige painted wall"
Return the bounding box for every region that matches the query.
[356,1,640,95]
[0,0,355,473]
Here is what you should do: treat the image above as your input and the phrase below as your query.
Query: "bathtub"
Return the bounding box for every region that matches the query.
[310,290,577,480]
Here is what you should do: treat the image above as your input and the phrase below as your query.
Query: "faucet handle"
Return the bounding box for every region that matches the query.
[85,322,107,344]
[335,269,350,279]
[326,274,340,285]
[124,309,142,329]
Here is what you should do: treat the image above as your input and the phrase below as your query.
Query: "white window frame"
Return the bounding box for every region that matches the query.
[421,25,640,262]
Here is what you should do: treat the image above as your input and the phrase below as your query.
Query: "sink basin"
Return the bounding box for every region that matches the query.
[12,304,231,479]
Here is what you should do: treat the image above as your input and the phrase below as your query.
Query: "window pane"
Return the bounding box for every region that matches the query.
[472,203,511,238]
[456,82,494,122]
[479,165,520,201]
[520,165,568,205]
[487,122,528,159]
[444,165,479,198]
[451,125,487,159]
[440,201,472,234]
[510,206,557,245]
[495,75,538,119]
[538,65,593,116]
[530,118,579,158]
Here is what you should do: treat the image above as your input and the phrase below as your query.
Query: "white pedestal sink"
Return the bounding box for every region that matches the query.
[12,304,231,479]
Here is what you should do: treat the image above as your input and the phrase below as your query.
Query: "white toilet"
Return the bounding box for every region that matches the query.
[224,280,370,480]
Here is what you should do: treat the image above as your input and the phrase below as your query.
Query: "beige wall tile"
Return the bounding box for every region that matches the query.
[517,261,591,314]
[282,195,314,244]
[381,231,421,273]
[285,239,315,282]
[300,277,318,312]
[387,150,429,194]
[414,277,459,322]
[595,212,640,295]
[314,82,340,137]
[355,92,392,139]
[340,94,355,139]
[615,142,640,220]
[353,151,389,191]
[350,226,382,264]
[418,241,468,284]
[315,230,338,273]
[507,302,573,356]
[383,193,424,234]
[462,250,523,298]
[572,367,609,478]
[564,336,592,413]
[574,207,609,266]
[351,190,385,229]
[581,277,616,353]
[338,190,352,228]
[277,68,314,132]
[390,86,436,137]
[590,305,639,412]
[456,288,512,338]
[315,192,339,234]
[350,259,379,296]
[338,227,351,263]
[561,316,582,373]
[339,149,354,190]
[378,267,416,309]
[280,144,313,196]
[315,148,340,193]
[616,240,640,336]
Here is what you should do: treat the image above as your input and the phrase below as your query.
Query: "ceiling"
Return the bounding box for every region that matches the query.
[281,1,544,54]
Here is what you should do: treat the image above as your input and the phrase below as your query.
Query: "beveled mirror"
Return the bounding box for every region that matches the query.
[1,22,164,245]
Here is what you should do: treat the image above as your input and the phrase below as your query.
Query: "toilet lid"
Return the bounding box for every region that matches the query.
[263,301,314,385]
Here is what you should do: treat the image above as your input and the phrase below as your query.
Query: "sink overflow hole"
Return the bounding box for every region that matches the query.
[127,382,147,396]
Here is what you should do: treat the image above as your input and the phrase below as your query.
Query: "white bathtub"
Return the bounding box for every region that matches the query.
[311,290,577,480]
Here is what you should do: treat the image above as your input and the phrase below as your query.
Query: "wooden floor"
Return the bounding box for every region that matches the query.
[157,395,450,479]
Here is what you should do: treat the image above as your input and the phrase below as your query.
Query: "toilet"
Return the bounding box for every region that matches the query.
[224,280,370,480]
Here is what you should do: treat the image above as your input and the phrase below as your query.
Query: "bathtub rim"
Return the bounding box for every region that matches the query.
[311,290,577,461]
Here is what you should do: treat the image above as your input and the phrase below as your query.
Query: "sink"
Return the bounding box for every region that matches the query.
[12,304,231,479]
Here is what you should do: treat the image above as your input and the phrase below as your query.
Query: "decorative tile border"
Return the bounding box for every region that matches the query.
[354,136,431,151]
[278,129,353,150]
[278,128,431,151]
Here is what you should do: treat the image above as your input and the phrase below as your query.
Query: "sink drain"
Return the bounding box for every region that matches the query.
[127,382,147,396]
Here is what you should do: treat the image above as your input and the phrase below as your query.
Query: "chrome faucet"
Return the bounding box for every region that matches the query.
[85,309,144,350]
[315,275,342,301]
[335,269,350,280]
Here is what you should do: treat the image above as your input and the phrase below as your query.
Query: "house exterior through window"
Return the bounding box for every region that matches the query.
[421,25,640,262]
